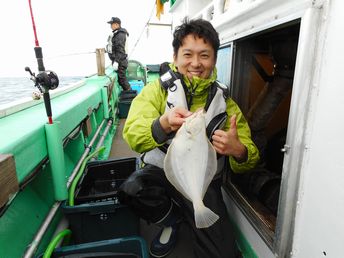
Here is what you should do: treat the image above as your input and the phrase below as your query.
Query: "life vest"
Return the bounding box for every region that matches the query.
[106,34,112,54]
[142,69,229,169]
[106,29,129,55]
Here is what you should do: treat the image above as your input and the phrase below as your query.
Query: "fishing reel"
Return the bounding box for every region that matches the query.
[25,67,59,93]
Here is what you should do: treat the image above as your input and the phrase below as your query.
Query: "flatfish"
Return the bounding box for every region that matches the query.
[164,109,219,228]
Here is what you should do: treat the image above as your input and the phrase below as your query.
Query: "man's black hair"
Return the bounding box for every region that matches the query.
[172,18,220,59]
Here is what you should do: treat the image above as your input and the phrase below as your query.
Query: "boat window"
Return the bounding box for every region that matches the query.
[216,45,233,89]
[222,21,300,247]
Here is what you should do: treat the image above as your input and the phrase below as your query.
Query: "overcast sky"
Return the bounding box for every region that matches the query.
[0,0,173,77]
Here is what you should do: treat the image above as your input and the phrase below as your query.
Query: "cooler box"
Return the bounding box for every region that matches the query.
[37,236,148,258]
[62,158,140,244]
[118,90,137,118]
[129,80,144,94]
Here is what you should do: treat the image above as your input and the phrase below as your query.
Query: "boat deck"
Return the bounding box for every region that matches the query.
[109,119,192,258]
[109,119,140,158]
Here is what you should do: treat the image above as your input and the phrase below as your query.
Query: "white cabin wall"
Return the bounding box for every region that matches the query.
[169,0,212,28]
[169,0,188,29]
[169,0,344,257]
[292,0,344,257]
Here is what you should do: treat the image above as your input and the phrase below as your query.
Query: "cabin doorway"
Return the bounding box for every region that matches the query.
[222,20,300,246]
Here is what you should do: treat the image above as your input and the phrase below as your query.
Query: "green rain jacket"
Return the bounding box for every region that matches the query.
[123,71,259,173]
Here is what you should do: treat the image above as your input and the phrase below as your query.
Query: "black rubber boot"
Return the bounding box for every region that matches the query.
[150,201,181,258]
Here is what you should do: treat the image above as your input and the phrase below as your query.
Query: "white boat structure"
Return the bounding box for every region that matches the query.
[168,0,344,257]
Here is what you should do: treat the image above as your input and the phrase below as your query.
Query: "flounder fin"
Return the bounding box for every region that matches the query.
[194,202,219,228]
[164,141,191,200]
[200,140,218,198]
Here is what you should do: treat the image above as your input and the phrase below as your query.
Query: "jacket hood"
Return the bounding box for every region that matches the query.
[114,28,129,36]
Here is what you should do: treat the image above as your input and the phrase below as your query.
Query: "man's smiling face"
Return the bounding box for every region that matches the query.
[173,34,216,80]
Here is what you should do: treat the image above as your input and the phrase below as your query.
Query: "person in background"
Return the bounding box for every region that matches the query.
[106,17,131,91]
[119,18,260,258]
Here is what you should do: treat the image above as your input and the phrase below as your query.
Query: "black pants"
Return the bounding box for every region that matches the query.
[115,59,131,90]
[119,164,239,258]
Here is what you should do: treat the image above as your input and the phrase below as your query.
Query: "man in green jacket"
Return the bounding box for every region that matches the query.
[120,18,259,258]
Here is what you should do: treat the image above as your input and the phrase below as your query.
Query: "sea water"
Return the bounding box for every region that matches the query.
[0,76,83,106]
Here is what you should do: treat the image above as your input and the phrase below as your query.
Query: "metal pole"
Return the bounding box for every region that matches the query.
[95,119,113,150]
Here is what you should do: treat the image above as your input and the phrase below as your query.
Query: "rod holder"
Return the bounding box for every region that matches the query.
[45,122,67,200]
[101,87,110,119]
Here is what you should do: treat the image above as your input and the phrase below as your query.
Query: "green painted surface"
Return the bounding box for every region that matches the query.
[64,132,86,174]
[0,68,120,257]
[0,71,114,183]
[0,166,55,258]
[45,122,68,200]
[146,71,160,83]
[230,218,259,258]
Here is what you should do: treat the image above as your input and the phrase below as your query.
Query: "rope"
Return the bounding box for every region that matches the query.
[128,2,156,59]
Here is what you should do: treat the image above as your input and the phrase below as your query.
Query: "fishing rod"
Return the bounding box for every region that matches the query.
[25,0,59,124]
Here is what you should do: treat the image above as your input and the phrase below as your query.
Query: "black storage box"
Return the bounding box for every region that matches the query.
[119,90,137,101]
[62,201,139,244]
[119,90,137,118]
[36,236,148,258]
[62,158,140,244]
[75,157,139,204]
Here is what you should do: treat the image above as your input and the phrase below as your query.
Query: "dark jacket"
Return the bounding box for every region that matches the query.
[107,27,129,63]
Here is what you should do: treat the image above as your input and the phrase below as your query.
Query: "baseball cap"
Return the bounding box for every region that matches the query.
[107,17,121,25]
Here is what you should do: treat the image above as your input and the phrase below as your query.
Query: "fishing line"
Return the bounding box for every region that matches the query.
[46,51,96,60]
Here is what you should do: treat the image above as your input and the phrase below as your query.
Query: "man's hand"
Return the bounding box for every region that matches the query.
[212,115,248,162]
[159,107,192,134]
[112,61,118,71]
